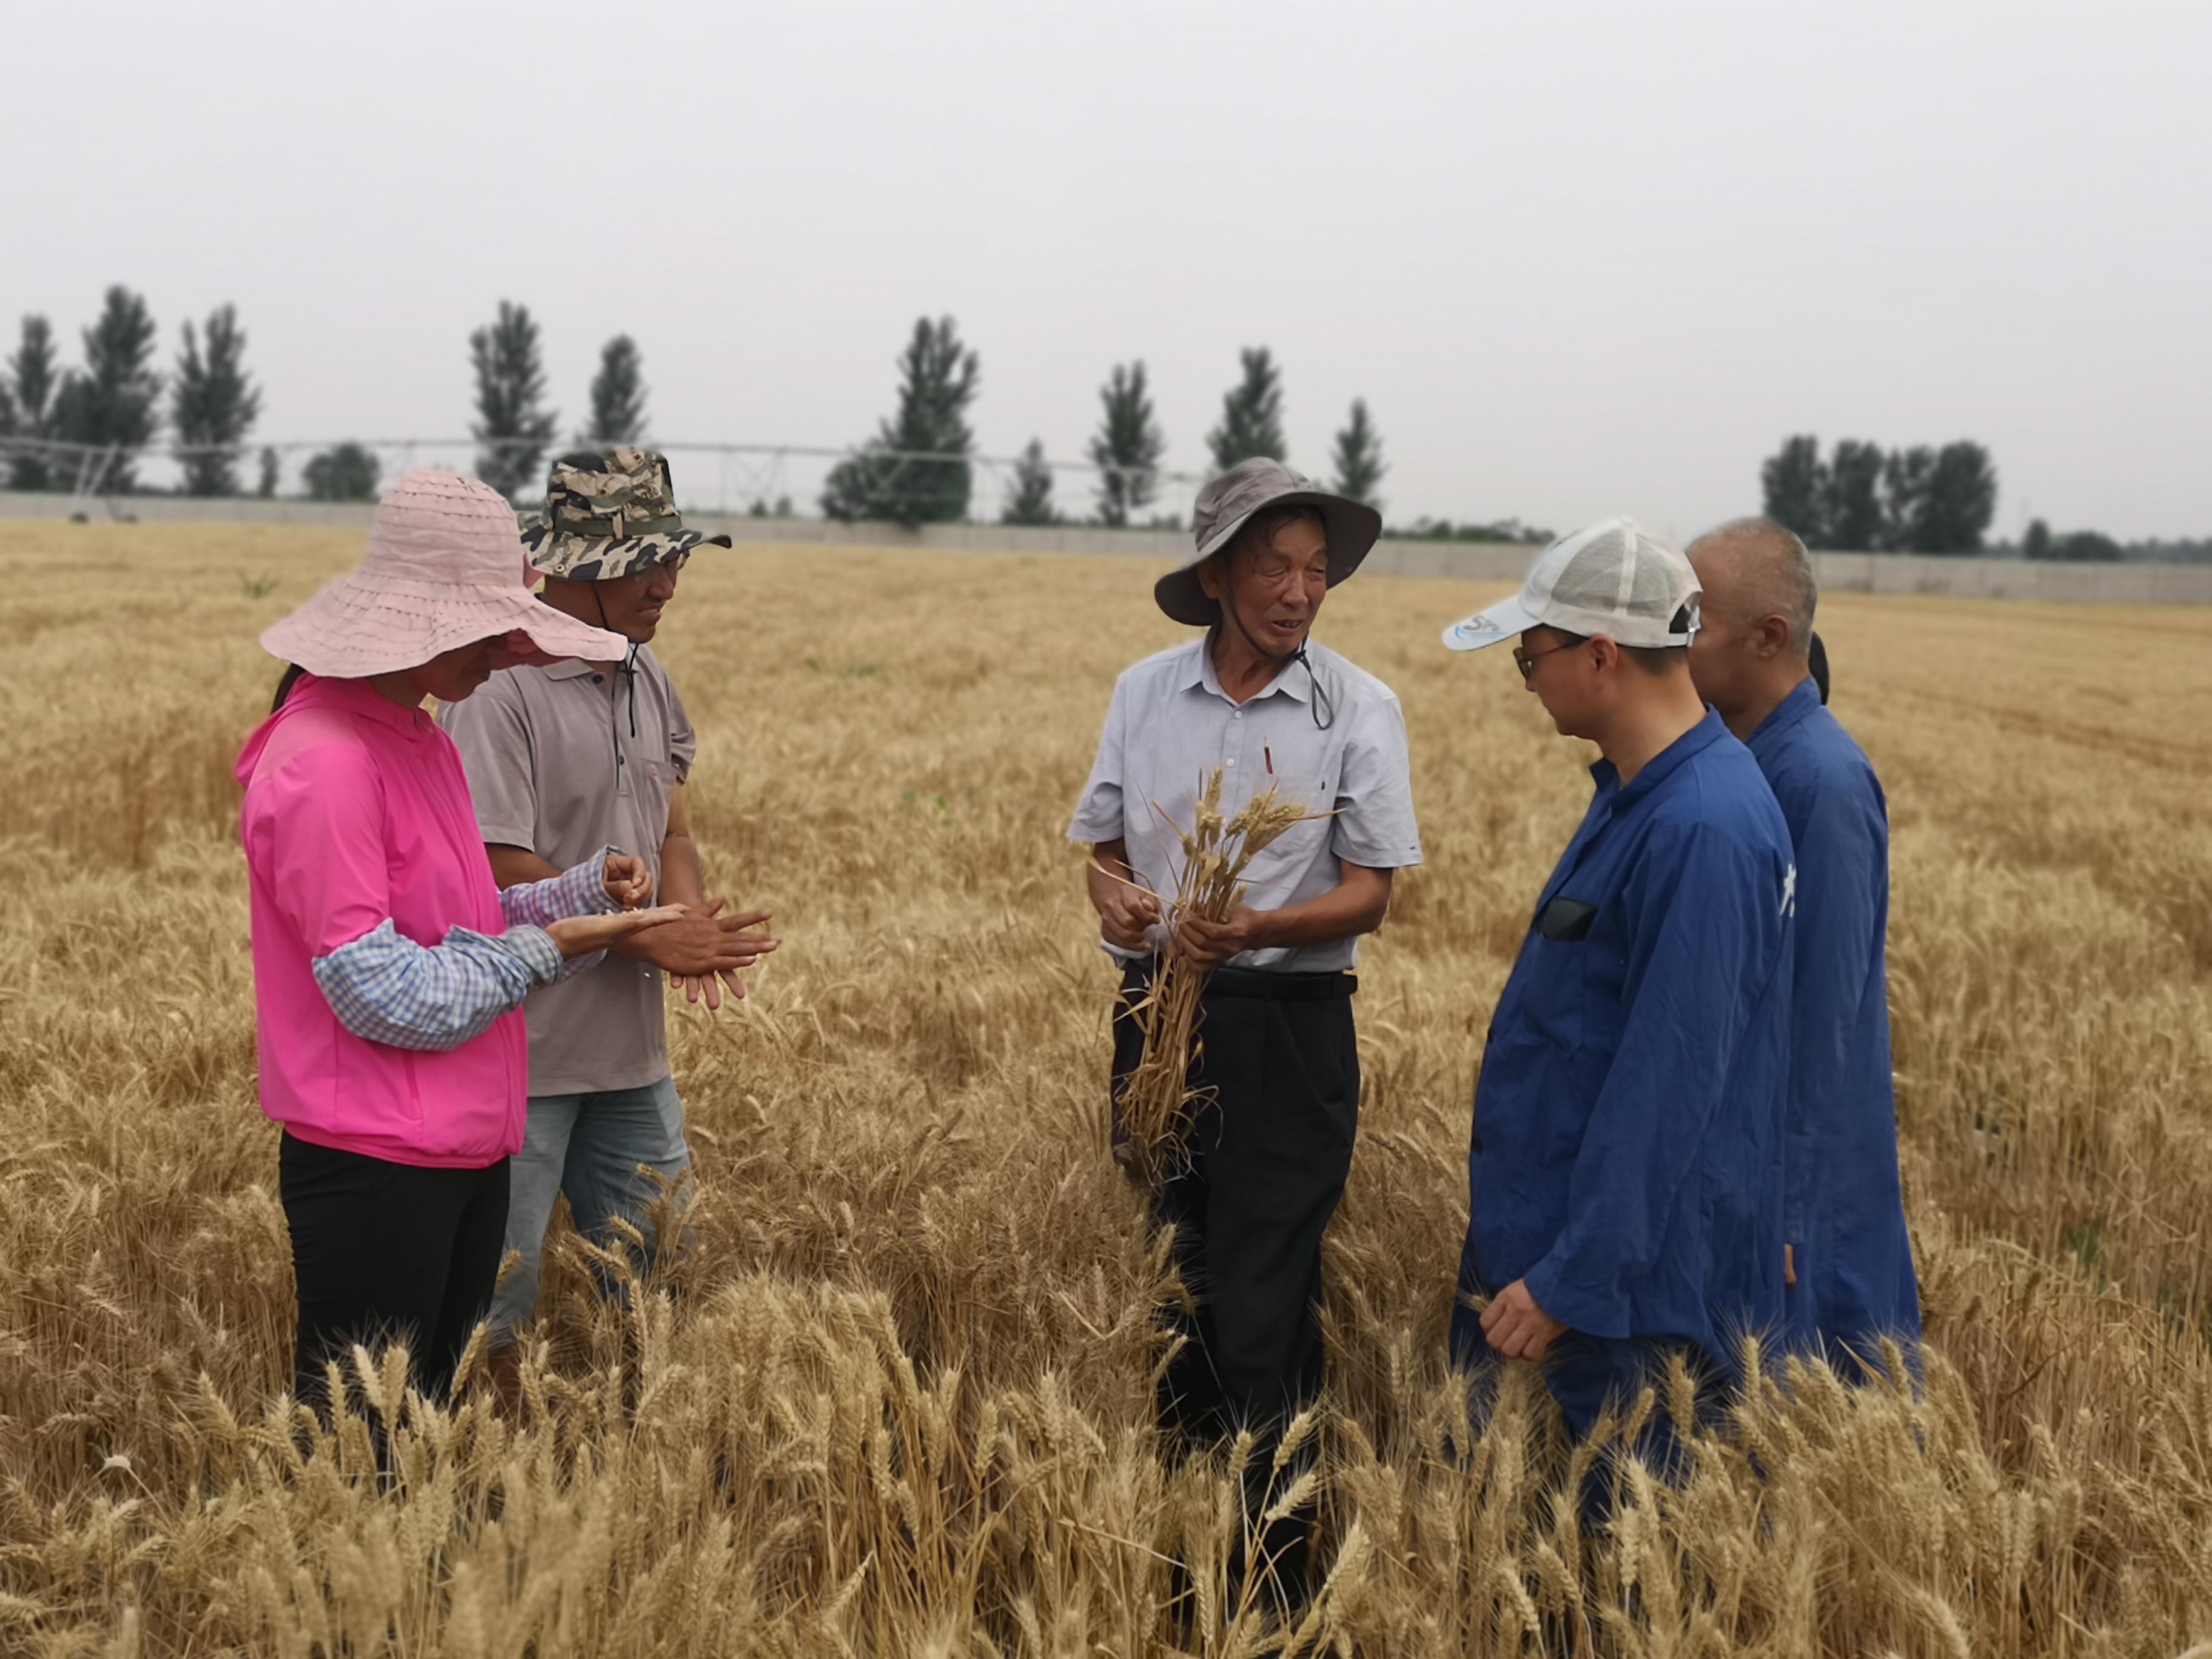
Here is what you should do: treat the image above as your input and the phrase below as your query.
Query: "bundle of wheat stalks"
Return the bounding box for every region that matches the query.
[1114,766,1317,1183]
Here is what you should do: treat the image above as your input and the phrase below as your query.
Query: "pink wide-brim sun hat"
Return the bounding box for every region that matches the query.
[261,469,629,677]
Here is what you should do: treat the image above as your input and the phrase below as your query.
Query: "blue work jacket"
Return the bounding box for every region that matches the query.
[1453,710,1795,1430]
[1747,679,1921,1370]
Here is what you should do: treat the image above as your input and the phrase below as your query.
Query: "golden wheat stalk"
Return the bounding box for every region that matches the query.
[1114,767,1318,1185]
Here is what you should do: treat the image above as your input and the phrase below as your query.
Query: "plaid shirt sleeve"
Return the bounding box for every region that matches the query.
[311,919,563,1053]
[497,845,626,981]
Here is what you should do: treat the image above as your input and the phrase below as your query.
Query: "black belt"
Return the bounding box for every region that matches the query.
[1203,965,1357,1002]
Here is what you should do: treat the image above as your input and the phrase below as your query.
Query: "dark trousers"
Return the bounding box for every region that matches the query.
[279,1132,511,1414]
[1113,961,1359,1601]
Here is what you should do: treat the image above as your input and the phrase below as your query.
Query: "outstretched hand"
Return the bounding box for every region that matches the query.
[547,904,686,959]
[646,899,780,1013]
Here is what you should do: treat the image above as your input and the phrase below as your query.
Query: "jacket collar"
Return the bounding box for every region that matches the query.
[1747,674,1822,751]
[1594,706,1731,814]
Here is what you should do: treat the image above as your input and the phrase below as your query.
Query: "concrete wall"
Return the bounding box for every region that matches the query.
[5,491,2206,603]
[1806,549,2212,604]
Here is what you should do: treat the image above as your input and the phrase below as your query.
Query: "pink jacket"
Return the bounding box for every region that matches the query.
[238,675,526,1167]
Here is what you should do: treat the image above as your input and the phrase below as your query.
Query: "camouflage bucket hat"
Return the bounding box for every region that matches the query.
[521,447,734,581]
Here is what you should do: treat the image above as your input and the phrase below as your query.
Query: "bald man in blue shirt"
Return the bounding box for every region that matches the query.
[1441,518,1797,1444]
[1687,519,1921,1377]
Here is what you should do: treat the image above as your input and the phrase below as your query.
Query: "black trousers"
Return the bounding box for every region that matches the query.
[278,1132,510,1413]
[1113,960,1359,1599]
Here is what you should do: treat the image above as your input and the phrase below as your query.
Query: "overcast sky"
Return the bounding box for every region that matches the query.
[8,1,2207,540]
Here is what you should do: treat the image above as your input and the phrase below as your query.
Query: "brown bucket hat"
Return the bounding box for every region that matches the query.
[1155,457,1382,625]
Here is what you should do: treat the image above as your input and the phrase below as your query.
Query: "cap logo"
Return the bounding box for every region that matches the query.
[1450,613,1505,641]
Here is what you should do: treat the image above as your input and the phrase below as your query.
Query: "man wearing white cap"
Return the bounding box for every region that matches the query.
[1069,457,1421,1597]
[1440,518,1795,1449]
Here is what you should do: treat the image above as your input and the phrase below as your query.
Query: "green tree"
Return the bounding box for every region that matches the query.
[1919,441,1997,553]
[1822,439,1885,551]
[2023,520,2120,561]
[1000,438,1060,525]
[2055,529,2123,561]
[1880,446,1936,551]
[1330,398,1385,508]
[51,287,163,491]
[821,316,980,526]
[171,304,261,496]
[7,316,58,489]
[586,334,648,445]
[1207,347,1285,471]
[469,301,557,499]
[1088,360,1164,527]
[256,446,281,498]
[1758,434,1828,545]
[303,443,381,501]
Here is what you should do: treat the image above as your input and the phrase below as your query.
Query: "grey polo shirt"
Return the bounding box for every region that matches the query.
[440,646,695,1095]
[1068,637,1421,973]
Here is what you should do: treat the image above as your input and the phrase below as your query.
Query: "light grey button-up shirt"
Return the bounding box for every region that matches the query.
[1068,637,1421,973]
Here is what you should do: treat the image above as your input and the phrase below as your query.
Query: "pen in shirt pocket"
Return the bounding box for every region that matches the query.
[1264,741,1274,776]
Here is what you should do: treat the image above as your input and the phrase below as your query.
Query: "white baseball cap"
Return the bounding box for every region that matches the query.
[1440,516,1701,652]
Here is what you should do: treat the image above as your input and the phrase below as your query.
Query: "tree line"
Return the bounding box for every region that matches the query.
[0,293,1394,528]
[1758,435,2165,561]
[0,289,654,505]
[0,287,264,496]
[1758,434,2000,555]
[5,289,2176,560]
[819,320,1393,529]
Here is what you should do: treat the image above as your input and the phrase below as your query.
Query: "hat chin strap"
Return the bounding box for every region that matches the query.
[1219,586,1302,666]
[591,587,643,788]
[1215,589,1335,731]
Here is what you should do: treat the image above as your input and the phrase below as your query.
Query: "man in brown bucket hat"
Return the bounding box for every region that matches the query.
[441,449,778,1388]
[1068,457,1423,1605]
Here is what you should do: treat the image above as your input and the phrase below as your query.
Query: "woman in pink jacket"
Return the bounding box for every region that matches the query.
[241,470,680,1413]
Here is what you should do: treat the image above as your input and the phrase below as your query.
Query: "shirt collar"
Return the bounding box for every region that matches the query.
[543,659,606,681]
[292,671,433,736]
[1746,674,1822,749]
[1595,706,1731,814]
[1184,634,1311,704]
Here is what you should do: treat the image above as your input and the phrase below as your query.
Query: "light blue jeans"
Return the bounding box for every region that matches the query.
[491,1075,691,1341]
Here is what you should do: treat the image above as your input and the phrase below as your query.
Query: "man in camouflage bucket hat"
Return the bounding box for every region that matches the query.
[441,449,776,1401]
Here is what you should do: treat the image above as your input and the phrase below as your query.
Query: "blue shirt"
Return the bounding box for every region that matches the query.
[1746,679,1921,1367]
[1453,711,1795,1426]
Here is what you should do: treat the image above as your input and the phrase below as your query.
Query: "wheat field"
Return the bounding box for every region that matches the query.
[2,520,2210,1657]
